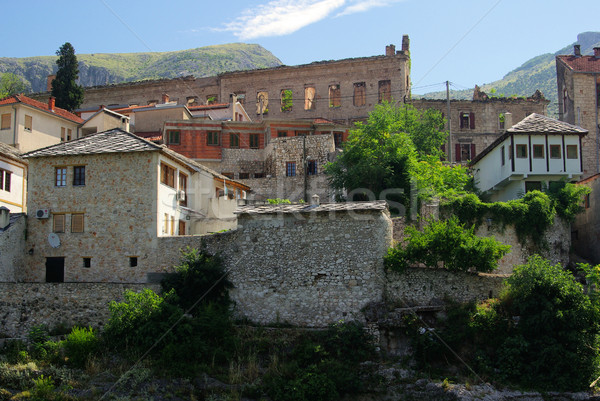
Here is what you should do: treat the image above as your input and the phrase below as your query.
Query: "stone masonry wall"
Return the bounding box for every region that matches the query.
[0,214,26,282]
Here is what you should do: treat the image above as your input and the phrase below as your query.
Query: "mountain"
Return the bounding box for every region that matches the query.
[0,43,283,93]
[420,32,600,117]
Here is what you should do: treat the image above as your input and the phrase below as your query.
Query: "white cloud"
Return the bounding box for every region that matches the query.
[336,0,404,17]
[222,0,346,39]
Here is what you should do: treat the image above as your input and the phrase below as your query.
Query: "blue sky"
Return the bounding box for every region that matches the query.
[3,0,598,94]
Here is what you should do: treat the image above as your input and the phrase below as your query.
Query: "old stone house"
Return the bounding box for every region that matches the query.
[572,173,600,264]
[556,45,600,178]
[0,142,27,213]
[0,95,83,152]
[470,113,586,202]
[22,128,249,283]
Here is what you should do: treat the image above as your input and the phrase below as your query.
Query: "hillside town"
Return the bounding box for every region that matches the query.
[1,33,600,400]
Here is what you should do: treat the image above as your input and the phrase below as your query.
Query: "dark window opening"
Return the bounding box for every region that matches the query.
[45,257,65,283]
[207,131,220,146]
[334,132,344,148]
[329,84,341,108]
[250,133,259,149]
[239,172,250,179]
[130,257,138,267]
[73,166,85,186]
[277,131,287,138]
[167,130,180,145]
[550,145,561,159]
[230,133,240,148]
[516,144,527,158]
[533,144,544,159]
[83,258,91,268]
[566,145,578,159]
[307,160,317,175]
[254,172,265,178]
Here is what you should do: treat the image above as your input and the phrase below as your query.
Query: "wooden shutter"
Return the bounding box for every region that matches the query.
[53,214,65,233]
[455,144,461,162]
[470,144,476,159]
[470,112,475,129]
[71,214,84,233]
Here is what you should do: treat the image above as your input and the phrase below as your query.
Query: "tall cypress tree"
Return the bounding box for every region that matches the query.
[51,42,84,111]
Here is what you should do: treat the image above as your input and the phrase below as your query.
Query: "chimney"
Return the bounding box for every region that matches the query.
[594,47,600,58]
[504,112,513,130]
[162,94,169,104]
[311,194,320,206]
[574,45,581,57]
[46,74,56,92]
[401,35,410,52]
[385,44,395,56]
[0,207,10,230]
[48,96,55,112]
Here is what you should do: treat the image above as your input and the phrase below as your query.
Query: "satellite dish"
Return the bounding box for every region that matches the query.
[48,233,61,248]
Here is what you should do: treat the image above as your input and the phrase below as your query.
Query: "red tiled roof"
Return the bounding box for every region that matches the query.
[0,94,84,123]
[313,118,334,124]
[557,55,600,73]
[134,131,163,142]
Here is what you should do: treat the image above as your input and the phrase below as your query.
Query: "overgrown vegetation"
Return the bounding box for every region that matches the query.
[404,255,600,392]
[385,216,511,273]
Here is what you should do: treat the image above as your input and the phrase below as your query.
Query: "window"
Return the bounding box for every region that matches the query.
[230,133,240,148]
[256,91,268,115]
[239,172,250,179]
[566,145,578,159]
[73,166,85,186]
[0,113,10,130]
[55,167,67,187]
[71,214,84,233]
[207,131,220,146]
[286,162,296,177]
[454,144,475,162]
[460,112,475,129]
[295,131,308,137]
[0,170,11,192]
[129,257,138,267]
[281,89,293,112]
[525,181,542,193]
[277,131,287,138]
[307,160,317,175]
[53,214,65,233]
[329,84,341,108]
[61,127,66,142]
[585,193,591,209]
[254,172,264,178]
[250,133,259,149]
[160,163,176,188]
[353,82,366,107]
[24,115,32,131]
[516,144,527,158]
[550,145,561,159]
[222,172,234,179]
[179,173,187,207]
[206,94,217,105]
[67,129,72,141]
[563,89,568,114]
[167,130,180,145]
[83,258,91,268]
[533,144,544,159]
[498,113,505,130]
[304,86,316,110]
[501,146,505,166]
[378,80,391,103]
[235,92,246,105]
[334,132,344,148]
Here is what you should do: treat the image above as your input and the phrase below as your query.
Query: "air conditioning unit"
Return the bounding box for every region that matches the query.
[176,190,186,201]
[36,209,50,219]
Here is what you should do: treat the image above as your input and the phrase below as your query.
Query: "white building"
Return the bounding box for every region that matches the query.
[0,142,27,213]
[470,113,586,202]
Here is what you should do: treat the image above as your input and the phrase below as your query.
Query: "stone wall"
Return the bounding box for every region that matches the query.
[0,214,26,282]
[0,283,160,338]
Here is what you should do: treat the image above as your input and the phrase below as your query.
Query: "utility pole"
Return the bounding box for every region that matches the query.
[446,81,452,163]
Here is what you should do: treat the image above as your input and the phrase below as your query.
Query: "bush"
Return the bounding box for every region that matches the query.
[385,216,511,273]
[63,327,98,368]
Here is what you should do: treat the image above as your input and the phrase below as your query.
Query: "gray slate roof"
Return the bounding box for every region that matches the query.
[0,142,25,164]
[235,200,388,215]
[507,113,588,134]
[23,128,160,158]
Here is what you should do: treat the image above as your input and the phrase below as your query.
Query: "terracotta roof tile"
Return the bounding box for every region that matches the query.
[0,94,84,123]
[557,55,600,73]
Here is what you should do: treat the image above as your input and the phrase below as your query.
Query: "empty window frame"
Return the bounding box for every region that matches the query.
[459,112,475,129]
[239,172,250,179]
[249,133,260,149]
[71,214,84,233]
[254,172,265,178]
[307,160,317,176]
[206,94,217,105]
[160,163,176,188]
[0,113,10,130]
[24,115,32,131]
[256,91,268,114]
[533,144,544,159]
[550,145,561,159]
[304,86,316,110]
[334,132,344,148]
[73,166,85,186]
[167,130,180,145]
[329,84,341,108]
[286,162,296,177]
[454,144,476,162]
[55,167,67,187]
[277,131,287,138]
[83,258,91,268]
[378,80,391,103]
[129,257,138,267]
[566,145,578,159]
[353,82,366,107]
[281,89,293,112]
[53,214,65,233]
[230,133,240,148]
[516,144,527,158]
[207,131,220,146]
[498,113,505,130]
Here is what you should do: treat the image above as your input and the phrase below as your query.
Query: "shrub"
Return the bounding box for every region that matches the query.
[385,216,511,273]
[63,326,98,368]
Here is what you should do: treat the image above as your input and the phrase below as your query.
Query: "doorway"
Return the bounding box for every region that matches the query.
[45,257,65,282]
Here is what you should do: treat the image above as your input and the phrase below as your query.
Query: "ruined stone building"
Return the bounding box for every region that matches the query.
[556,45,600,178]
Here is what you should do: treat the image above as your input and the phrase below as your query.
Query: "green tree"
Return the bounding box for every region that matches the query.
[0,73,29,98]
[51,42,84,111]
